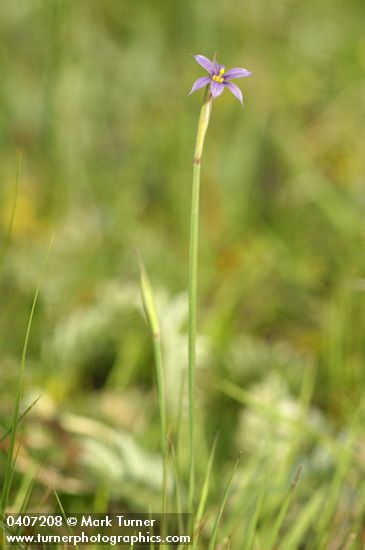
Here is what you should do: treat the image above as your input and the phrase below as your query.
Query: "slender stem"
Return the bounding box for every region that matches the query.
[188,90,213,511]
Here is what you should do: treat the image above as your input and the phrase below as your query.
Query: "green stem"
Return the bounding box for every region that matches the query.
[188,90,213,511]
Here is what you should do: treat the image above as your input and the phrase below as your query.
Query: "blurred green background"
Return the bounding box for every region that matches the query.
[1,0,365,542]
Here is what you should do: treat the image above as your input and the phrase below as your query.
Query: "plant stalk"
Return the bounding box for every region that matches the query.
[188,89,213,512]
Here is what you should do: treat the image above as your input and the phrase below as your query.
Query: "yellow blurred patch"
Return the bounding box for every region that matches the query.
[1,186,42,237]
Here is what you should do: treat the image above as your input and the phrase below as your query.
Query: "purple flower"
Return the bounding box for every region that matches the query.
[190,54,252,104]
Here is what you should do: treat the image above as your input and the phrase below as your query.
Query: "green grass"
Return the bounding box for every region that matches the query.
[1,0,365,548]
[138,252,168,517]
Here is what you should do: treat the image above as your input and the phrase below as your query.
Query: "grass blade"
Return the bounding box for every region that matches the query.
[0,396,41,445]
[242,485,266,550]
[194,434,218,547]
[207,454,240,550]
[54,490,80,550]
[137,251,168,516]
[280,489,324,550]
[263,466,302,550]
[1,238,53,514]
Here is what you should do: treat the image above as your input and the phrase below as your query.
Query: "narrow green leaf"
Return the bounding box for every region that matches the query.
[136,249,160,338]
[208,454,241,550]
[280,490,324,550]
[242,486,266,550]
[194,434,219,547]
[264,466,302,550]
[1,238,53,514]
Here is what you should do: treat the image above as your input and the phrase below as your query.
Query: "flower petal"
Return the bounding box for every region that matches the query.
[210,80,225,98]
[223,67,252,80]
[224,82,243,104]
[189,76,211,95]
[194,54,216,75]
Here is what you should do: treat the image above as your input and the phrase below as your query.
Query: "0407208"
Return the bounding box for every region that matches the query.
[6,514,63,528]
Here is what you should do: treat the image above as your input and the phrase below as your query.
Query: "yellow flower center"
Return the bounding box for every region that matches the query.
[212,67,225,83]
